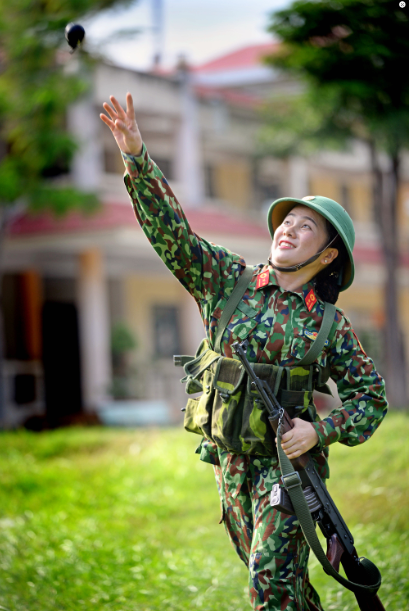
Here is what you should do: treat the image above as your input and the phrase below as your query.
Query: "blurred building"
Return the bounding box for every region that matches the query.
[2,44,409,427]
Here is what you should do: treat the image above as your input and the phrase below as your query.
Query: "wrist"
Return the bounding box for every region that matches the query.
[127,143,143,157]
[125,142,143,157]
[121,143,149,178]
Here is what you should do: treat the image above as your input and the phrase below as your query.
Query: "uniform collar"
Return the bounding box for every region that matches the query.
[254,265,322,311]
[254,265,280,290]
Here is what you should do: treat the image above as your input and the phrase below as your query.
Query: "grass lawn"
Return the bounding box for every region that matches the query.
[0,411,408,611]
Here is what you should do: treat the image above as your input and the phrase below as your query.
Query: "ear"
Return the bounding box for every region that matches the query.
[321,248,338,266]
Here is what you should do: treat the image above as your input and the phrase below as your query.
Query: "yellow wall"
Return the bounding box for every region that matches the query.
[337,285,384,327]
[309,175,372,222]
[124,273,186,359]
[398,182,409,231]
[349,182,372,223]
[310,174,409,231]
[215,161,251,210]
[338,279,409,365]
[309,176,339,202]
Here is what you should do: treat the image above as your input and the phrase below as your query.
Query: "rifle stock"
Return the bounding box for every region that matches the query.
[270,412,385,610]
[339,540,386,611]
[231,340,385,611]
[270,407,385,611]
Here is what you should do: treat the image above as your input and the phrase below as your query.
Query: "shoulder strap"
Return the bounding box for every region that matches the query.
[297,302,336,366]
[213,265,254,354]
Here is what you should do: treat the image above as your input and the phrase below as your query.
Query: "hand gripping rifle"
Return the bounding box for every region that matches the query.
[232,340,385,611]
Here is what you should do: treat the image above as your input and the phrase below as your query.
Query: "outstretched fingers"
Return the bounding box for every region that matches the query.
[100,102,127,131]
[110,95,127,120]
[100,112,115,131]
[102,101,118,121]
[101,94,135,129]
[126,92,135,121]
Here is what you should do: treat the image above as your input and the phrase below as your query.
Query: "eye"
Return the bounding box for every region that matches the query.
[302,223,312,230]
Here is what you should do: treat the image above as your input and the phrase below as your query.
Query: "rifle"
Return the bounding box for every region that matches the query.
[232,339,385,611]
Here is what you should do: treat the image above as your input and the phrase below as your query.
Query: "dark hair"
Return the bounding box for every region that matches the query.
[313,220,349,304]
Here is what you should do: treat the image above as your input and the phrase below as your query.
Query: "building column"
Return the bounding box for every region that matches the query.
[288,156,309,198]
[67,95,102,191]
[20,270,43,360]
[78,249,111,410]
[174,65,205,207]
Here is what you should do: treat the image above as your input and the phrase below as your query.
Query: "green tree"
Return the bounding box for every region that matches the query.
[0,0,136,420]
[264,0,409,408]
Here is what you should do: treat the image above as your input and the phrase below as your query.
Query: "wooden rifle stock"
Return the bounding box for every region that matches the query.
[269,413,385,611]
[332,535,385,611]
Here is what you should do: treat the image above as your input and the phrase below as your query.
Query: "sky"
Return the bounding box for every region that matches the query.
[85,0,290,70]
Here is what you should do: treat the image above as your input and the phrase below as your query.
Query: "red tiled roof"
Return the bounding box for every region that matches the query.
[7,201,269,239]
[194,43,278,73]
[7,203,409,266]
[194,85,261,108]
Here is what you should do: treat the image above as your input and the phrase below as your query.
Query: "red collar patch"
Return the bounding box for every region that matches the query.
[256,271,270,290]
[305,289,317,311]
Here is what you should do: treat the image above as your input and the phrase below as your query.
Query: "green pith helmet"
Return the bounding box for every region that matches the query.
[267,195,355,291]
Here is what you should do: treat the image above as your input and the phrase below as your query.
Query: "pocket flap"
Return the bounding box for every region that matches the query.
[237,301,258,318]
[212,357,246,396]
[183,348,221,380]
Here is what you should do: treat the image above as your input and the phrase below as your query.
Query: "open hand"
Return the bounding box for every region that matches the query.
[277,418,319,459]
[100,93,143,156]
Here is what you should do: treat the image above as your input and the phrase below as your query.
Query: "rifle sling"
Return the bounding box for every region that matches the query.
[213,265,254,354]
[276,435,382,597]
[297,302,336,366]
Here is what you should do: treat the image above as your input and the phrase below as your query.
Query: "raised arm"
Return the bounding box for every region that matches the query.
[100,94,246,305]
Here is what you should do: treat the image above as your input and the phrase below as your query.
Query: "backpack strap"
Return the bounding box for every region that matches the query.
[297,302,337,366]
[213,265,254,354]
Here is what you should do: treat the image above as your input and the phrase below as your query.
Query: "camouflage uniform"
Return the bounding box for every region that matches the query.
[122,145,388,610]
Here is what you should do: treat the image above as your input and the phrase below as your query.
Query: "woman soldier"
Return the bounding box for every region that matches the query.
[100,94,387,611]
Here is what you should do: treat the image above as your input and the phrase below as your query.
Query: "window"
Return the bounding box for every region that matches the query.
[261,183,281,202]
[103,147,123,174]
[253,161,282,210]
[153,305,181,358]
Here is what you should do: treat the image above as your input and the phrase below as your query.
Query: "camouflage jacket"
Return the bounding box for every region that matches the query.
[122,145,388,483]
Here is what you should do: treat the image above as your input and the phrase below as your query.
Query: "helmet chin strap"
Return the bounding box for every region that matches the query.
[269,235,338,273]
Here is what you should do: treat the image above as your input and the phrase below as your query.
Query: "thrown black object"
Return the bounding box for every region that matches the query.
[65,23,85,51]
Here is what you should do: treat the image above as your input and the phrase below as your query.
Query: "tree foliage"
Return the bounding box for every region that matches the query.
[258,88,354,158]
[0,0,134,214]
[266,0,409,153]
[0,0,138,420]
[264,0,409,407]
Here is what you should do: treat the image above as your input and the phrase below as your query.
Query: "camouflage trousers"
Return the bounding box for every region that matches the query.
[213,451,324,611]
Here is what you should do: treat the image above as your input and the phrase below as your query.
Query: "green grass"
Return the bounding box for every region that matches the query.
[0,412,408,611]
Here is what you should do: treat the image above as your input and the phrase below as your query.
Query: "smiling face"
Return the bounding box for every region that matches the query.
[270,204,331,269]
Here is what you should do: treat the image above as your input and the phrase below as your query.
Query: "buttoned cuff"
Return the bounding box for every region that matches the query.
[121,142,149,179]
